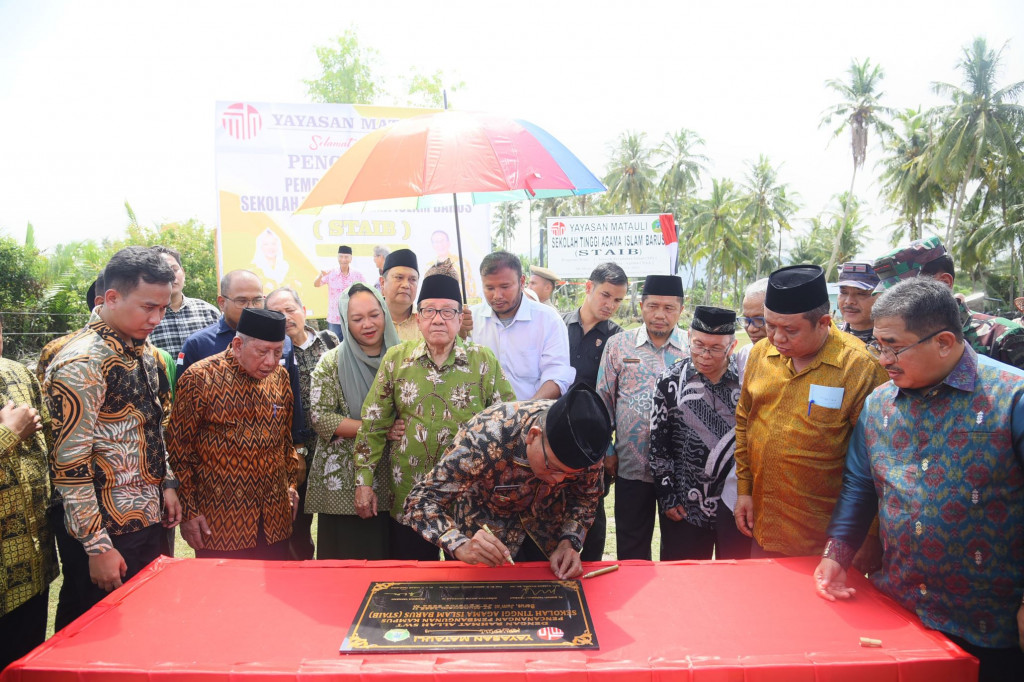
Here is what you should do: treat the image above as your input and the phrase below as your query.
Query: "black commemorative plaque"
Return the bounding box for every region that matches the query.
[340,580,598,652]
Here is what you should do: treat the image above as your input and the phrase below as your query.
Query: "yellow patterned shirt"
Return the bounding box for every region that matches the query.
[735,324,888,556]
[0,358,57,616]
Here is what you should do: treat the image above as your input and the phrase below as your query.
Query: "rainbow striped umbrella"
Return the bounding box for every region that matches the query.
[298,110,604,211]
[297,109,604,300]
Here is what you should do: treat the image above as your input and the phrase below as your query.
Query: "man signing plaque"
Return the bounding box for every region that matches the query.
[402,384,612,579]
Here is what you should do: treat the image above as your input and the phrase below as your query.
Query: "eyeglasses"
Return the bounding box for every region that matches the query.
[741,316,766,329]
[419,307,460,320]
[224,296,266,308]
[689,341,730,357]
[866,328,945,363]
[540,431,580,480]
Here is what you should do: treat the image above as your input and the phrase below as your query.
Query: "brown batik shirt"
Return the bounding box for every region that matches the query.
[402,400,602,558]
[166,347,298,551]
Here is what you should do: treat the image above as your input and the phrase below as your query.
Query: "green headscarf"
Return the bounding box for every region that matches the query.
[337,283,400,415]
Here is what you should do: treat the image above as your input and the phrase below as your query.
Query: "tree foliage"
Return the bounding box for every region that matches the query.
[304,30,382,105]
[0,203,218,362]
[820,58,894,278]
[305,29,461,108]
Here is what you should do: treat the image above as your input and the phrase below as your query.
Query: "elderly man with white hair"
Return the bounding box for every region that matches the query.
[354,273,515,560]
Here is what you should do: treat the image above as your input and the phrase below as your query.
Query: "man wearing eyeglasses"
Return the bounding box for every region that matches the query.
[815,277,1024,680]
[402,383,611,579]
[734,265,889,562]
[167,309,300,561]
[873,236,1024,370]
[739,277,770,349]
[650,306,745,561]
[178,270,306,446]
[354,274,515,560]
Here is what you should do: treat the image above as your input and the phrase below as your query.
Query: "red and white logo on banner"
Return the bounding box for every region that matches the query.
[221,103,262,140]
[550,221,566,236]
[536,627,564,641]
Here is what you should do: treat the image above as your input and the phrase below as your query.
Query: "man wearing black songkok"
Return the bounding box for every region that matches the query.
[650,306,748,560]
[402,383,612,579]
[733,265,887,568]
[378,248,420,342]
[595,274,687,560]
[167,308,302,560]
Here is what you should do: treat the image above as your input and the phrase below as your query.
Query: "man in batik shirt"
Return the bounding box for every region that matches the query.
[595,274,687,560]
[403,383,612,579]
[354,274,515,560]
[650,306,741,560]
[0,315,56,669]
[815,278,1024,681]
[167,309,299,560]
[44,246,181,630]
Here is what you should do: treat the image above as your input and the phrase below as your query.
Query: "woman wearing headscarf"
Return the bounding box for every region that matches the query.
[305,283,400,559]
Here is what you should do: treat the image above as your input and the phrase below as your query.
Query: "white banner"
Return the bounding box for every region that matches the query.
[214,101,490,315]
[546,214,677,279]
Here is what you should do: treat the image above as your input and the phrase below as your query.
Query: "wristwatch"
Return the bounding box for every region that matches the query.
[560,534,583,553]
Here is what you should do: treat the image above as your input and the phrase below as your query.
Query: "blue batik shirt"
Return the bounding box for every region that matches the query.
[826,346,1024,648]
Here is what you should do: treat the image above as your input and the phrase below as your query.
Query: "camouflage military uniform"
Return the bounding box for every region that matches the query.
[874,236,1024,370]
[960,300,1024,370]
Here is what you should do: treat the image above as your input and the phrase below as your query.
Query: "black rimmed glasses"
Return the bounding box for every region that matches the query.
[689,340,730,357]
[418,307,460,320]
[866,328,946,363]
[741,316,766,329]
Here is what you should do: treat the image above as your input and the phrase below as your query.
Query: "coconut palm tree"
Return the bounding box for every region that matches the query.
[820,58,893,278]
[491,202,521,251]
[603,131,657,214]
[791,193,868,268]
[930,37,1024,248]
[879,108,945,243]
[657,128,708,213]
[688,178,749,305]
[737,155,800,279]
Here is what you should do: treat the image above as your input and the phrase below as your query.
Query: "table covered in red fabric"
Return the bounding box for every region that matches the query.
[3,556,976,681]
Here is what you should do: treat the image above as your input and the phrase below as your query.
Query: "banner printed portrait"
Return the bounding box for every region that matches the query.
[215,102,490,316]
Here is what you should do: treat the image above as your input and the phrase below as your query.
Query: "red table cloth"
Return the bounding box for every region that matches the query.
[2,556,976,681]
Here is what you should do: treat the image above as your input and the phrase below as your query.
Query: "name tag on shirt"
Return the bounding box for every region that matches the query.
[808,384,844,410]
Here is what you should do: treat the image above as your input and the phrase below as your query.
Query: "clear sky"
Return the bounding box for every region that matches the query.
[1,0,1021,257]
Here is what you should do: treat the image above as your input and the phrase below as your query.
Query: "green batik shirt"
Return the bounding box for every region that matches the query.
[354,337,515,518]
[0,358,58,616]
[304,346,393,516]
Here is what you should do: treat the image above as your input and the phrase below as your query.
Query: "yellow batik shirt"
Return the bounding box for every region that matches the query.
[0,358,58,615]
[735,324,888,556]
